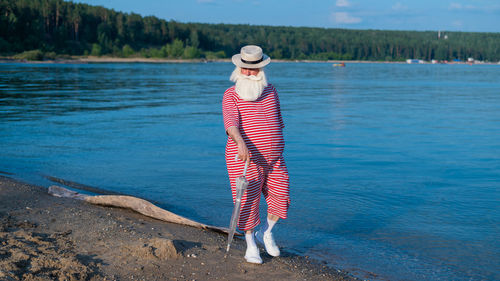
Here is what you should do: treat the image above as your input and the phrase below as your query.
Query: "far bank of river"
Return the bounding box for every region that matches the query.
[2,55,499,65]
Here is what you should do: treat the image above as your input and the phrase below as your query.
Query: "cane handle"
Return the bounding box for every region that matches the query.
[234,154,249,177]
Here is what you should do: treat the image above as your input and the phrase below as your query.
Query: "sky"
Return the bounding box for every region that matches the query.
[74,0,500,33]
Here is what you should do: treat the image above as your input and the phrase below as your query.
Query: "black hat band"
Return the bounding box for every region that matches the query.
[241,57,263,64]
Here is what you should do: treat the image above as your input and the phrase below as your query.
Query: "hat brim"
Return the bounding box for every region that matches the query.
[232,54,271,69]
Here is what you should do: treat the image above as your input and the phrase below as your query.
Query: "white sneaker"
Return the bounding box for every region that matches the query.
[244,246,262,264]
[255,230,280,257]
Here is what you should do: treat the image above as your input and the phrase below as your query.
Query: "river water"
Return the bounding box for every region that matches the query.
[0,62,499,280]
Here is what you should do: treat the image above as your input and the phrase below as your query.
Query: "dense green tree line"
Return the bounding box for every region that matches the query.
[1,0,499,61]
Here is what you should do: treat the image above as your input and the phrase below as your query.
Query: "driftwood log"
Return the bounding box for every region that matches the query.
[48,185,234,235]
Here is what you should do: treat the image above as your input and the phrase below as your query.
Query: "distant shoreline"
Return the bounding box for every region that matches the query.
[1,56,498,65]
[0,56,398,64]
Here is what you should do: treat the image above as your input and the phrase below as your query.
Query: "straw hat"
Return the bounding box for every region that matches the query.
[232,45,271,69]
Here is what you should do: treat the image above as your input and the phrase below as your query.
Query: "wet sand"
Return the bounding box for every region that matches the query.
[0,176,357,280]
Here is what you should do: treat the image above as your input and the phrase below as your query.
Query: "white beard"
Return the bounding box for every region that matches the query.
[230,67,268,101]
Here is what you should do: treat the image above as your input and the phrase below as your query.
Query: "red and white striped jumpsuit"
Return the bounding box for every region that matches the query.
[222,84,290,231]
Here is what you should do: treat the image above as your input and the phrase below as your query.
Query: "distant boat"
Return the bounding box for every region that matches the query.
[406,59,424,64]
[333,62,346,67]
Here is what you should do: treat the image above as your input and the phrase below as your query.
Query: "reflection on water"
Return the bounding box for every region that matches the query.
[1,62,499,280]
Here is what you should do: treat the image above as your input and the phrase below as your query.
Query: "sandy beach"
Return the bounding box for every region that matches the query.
[0,176,357,281]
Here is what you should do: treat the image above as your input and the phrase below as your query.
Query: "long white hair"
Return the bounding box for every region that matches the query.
[230,67,268,101]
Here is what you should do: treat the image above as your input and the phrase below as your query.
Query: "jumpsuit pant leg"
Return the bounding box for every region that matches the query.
[226,150,290,230]
[262,155,290,220]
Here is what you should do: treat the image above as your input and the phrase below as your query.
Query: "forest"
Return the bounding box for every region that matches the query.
[1,0,499,61]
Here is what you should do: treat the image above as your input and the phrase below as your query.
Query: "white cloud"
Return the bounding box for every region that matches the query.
[336,0,350,7]
[331,12,362,24]
[392,2,407,11]
[449,3,479,10]
[449,3,463,10]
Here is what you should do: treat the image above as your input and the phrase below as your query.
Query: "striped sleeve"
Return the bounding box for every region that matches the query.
[222,88,239,131]
[273,86,285,129]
